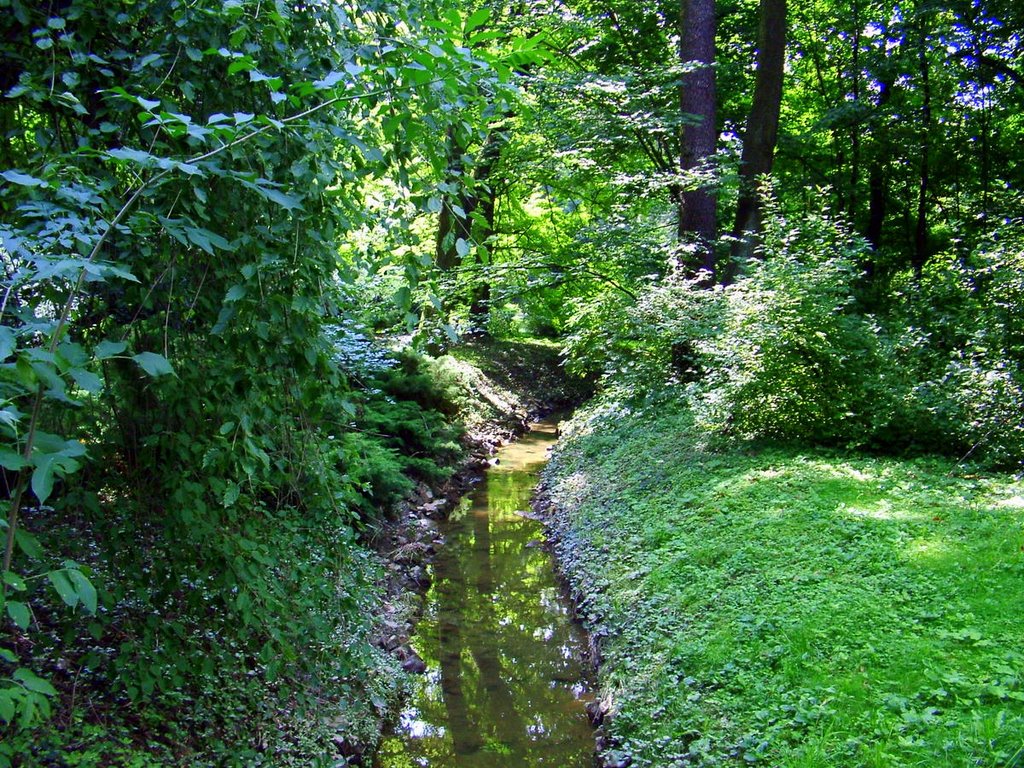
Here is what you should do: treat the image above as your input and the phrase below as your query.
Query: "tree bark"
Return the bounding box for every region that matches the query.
[678,0,718,278]
[913,10,931,277]
[848,0,862,220]
[467,127,508,331]
[435,129,472,272]
[866,75,893,252]
[434,123,509,333]
[728,0,786,274]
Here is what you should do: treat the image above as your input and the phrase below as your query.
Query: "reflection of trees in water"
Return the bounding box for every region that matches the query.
[469,501,527,749]
[378,455,594,767]
[436,548,482,756]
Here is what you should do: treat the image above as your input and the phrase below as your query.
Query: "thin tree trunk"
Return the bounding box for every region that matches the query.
[866,75,893,252]
[848,0,862,220]
[727,0,786,275]
[678,0,718,278]
[913,11,931,277]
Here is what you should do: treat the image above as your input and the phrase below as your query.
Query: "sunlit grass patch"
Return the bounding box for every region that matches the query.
[543,397,1024,767]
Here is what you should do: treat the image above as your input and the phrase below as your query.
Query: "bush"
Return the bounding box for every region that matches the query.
[694,203,885,446]
[564,197,1024,468]
[875,243,1024,465]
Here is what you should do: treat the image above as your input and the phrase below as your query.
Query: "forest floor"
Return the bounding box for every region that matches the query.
[538,392,1024,768]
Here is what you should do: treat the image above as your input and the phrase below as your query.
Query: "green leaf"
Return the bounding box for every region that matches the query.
[67,569,97,614]
[0,406,21,430]
[184,226,233,254]
[0,449,25,472]
[69,368,103,394]
[6,601,29,630]
[0,691,13,724]
[132,352,174,378]
[223,482,240,507]
[3,572,27,592]
[225,285,246,303]
[242,181,303,211]
[455,238,471,258]
[0,326,15,361]
[31,455,56,505]
[14,530,42,560]
[464,7,491,37]
[106,147,157,165]
[13,668,57,696]
[58,439,86,459]
[95,340,127,359]
[53,91,87,115]
[47,570,78,609]
[0,170,47,188]
[85,261,139,283]
[312,71,345,89]
[0,647,16,663]
[212,306,235,335]
[227,57,254,76]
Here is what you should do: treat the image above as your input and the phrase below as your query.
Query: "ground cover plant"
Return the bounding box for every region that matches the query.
[541,395,1024,767]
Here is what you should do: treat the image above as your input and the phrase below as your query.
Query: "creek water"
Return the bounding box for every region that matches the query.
[374,417,596,768]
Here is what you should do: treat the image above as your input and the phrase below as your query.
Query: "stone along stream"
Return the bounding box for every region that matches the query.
[374,418,595,767]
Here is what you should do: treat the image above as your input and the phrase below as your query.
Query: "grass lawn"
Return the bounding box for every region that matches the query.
[541,396,1024,767]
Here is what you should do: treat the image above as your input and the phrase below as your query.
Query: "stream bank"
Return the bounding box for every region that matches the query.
[534,393,1024,768]
[343,339,593,764]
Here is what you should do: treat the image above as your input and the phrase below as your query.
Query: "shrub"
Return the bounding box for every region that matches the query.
[695,203,885,446]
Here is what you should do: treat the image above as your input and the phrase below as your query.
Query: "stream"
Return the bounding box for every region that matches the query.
[374,417,596,767]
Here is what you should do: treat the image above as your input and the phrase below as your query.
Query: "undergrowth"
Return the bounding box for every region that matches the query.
[1,338,496,766]
[543,393,1024,767]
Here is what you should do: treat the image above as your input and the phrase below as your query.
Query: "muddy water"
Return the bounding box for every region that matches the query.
[374,418,595,768]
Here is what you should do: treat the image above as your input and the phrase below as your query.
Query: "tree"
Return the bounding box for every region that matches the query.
[729,0,787,272]
[678,0,719,277]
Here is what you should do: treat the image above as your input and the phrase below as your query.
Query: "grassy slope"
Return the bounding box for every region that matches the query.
[541,395,1024,767]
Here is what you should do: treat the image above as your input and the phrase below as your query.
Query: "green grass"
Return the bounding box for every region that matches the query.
[543,395,1024,767]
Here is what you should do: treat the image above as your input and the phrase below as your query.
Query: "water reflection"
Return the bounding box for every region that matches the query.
[374,420,595,767]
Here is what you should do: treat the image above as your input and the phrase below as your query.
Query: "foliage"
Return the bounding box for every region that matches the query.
[346,350,466,514]
[543,395,1024,768]
[0,0,522,761]
[563,196,1024,468]
[695,201,885,445]
[874,234,1024,465]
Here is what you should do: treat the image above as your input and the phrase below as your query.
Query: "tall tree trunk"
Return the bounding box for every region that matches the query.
[848,0,862,220]
[434,123,509,334]
[678,0,718,278]
[979,76,991,217]
[727,0,786,275]
[866,75,893,253]
[467,127,509,333]
[913,10,931,277]
[435,128,471,272]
